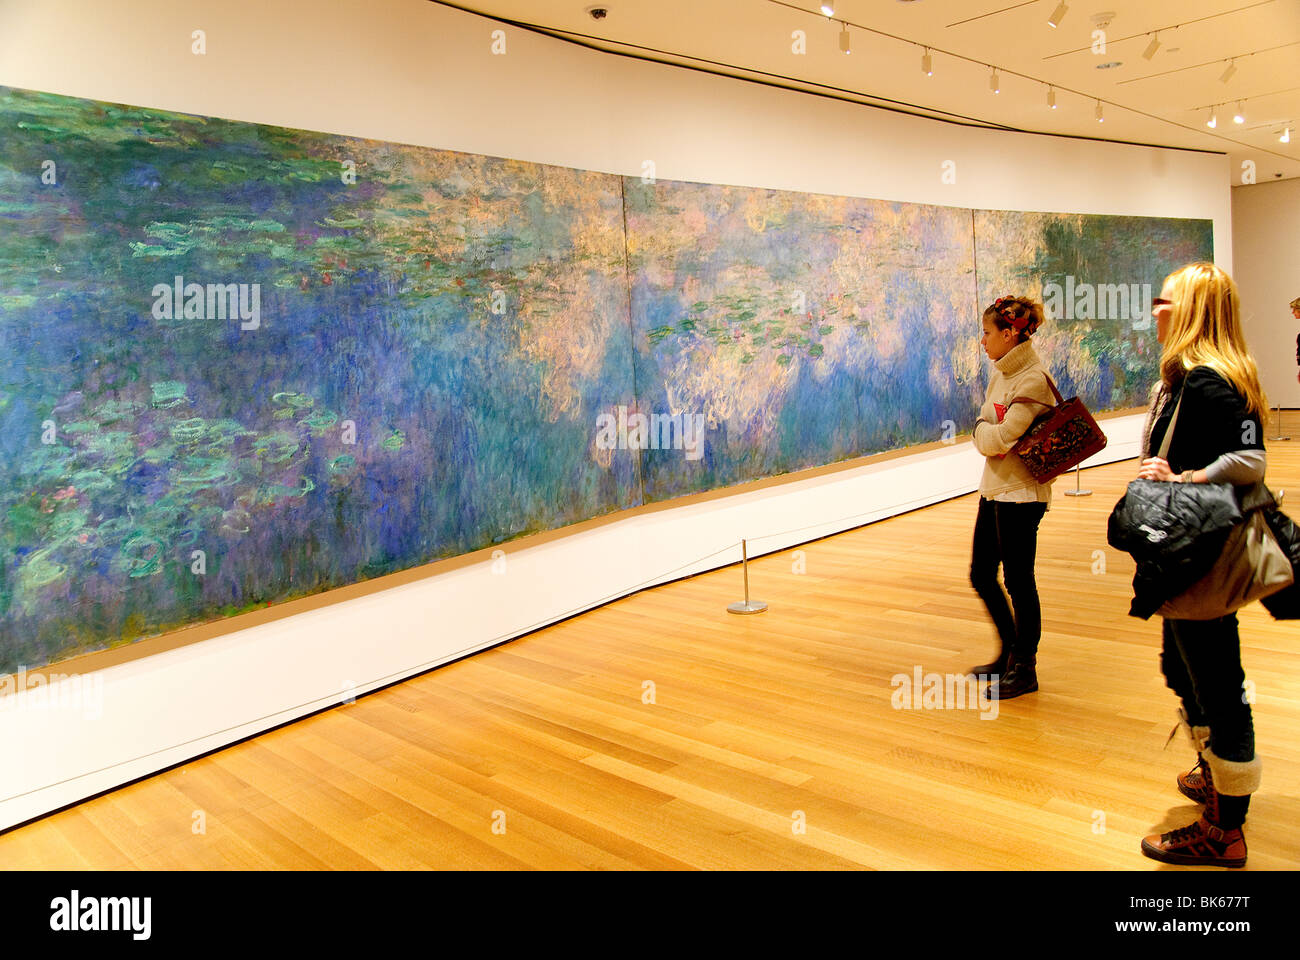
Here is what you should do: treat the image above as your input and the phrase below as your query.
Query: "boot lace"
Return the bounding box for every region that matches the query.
[1162,822,1205,844]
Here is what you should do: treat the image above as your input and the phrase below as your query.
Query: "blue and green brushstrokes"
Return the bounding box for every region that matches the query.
[0,85,1212,670]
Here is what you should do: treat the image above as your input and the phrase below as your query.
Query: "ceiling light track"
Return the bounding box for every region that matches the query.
[1116,41,1300,84]
[418,2,1294,165]
[1194,86,1300,112]
[764,0,1120,117]
[1042,0,1283,59]
[945,0,1039,29]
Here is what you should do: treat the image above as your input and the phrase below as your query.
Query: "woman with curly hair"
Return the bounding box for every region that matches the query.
[968,296,1055,701]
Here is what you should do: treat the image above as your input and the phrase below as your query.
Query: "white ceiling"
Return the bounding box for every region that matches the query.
[443,0,1300,183]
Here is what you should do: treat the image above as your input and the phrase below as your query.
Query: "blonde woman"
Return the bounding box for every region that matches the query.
[1137,263,1267,868]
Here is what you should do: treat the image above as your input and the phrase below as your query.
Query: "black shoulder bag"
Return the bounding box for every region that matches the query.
[1106,390,1292,620]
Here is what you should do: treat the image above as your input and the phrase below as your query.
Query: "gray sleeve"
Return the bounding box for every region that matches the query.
[1202,449,1267,485]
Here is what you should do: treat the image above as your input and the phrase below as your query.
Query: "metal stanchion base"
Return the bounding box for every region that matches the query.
[727,600,768,614]
[1270,407,1289,441]
[1064,464,1092,496]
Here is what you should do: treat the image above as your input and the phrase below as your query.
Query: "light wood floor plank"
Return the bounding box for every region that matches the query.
[3,431,1299,869]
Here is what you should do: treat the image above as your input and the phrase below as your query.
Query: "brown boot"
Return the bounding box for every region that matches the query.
[1143,748,1258,867]
[1178,757,1210,805]
[1168,708,1211,804]
[1140,816,1246,868]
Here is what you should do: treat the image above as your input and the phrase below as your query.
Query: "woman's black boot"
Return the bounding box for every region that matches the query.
[968,648,1010,679]
[984,654,1038,700]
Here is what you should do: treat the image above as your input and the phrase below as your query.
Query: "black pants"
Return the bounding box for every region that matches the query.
[1161,615,1254,827]
[969,497,1047,658]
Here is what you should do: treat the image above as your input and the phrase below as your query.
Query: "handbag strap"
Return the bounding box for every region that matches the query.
[1156,390,1184,462]
[1008,372,1065,410]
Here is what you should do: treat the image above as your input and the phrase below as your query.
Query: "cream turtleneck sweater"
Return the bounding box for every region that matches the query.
[972,340,1056,504]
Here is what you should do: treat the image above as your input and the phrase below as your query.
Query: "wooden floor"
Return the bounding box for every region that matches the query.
[4,433,1300,870]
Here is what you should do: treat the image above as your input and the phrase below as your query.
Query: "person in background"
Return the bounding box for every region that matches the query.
[1137,262,1267,868]
[1292,296,1300,383]
[968,296,1056,701]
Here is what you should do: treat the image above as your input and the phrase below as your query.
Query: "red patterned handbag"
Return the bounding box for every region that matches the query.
[1008,375,1108,484]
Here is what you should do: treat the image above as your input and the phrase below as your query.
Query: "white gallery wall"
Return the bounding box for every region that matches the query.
[1232,179,1300,409]
[0,0,1231,830]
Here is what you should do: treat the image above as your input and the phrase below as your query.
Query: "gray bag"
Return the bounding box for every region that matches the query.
[1154,396,1293,620]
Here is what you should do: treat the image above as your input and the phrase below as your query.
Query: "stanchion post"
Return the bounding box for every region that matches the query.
[727,538,768,614]
[1063,463,1091,497]
[1270,404,1289,442]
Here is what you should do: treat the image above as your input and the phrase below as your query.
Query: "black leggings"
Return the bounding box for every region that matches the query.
[970,497,1047,658]
[1161,616,1254,827]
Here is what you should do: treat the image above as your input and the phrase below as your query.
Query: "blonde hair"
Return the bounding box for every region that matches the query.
[1159,262,1267,416]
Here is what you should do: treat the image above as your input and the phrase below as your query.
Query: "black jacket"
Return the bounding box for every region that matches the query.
[1146,367,1264,474]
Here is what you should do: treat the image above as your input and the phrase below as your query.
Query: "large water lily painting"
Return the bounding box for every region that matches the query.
[0,84,1212,671]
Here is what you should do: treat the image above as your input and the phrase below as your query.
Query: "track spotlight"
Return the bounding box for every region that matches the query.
[820,3,834,16]
[1095,100,1104,123]
[1048,2,1068,28]
[1220,60,1236,83]
[1281,126,1292,143]
[1142,33,1160,61]
[1234,101,1245,124]
[839,23,850,54]
[1047,86,1057,109]
[921,47,932,76]
[1206,106,1217,128]
[990,67,1000,94]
